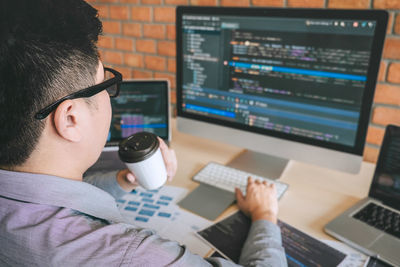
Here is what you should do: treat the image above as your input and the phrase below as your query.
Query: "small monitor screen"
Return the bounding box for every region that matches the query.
[370,125,400,209]
[177,8,386,154]
[107,81,169,144]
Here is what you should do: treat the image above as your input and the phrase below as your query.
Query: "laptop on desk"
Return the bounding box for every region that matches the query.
[325,125,400,267]
[84,80,171,176]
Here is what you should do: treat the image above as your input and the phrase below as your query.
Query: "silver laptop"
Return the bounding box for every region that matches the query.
[85,79,171,176]
[325,125,400,266]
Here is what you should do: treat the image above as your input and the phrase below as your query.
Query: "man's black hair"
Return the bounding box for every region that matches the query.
[0,0,102,167]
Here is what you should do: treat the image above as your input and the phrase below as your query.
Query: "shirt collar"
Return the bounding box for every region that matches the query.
[0,169,126,223]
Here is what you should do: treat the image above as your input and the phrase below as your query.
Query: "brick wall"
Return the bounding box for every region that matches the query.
[86,0,400,163]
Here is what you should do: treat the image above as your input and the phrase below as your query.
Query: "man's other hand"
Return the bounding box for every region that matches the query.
[116,137,177,191]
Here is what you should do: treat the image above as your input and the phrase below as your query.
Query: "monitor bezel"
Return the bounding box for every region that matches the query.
[176,6,388,156]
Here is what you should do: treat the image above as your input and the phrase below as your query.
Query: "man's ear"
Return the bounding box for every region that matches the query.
[53,99,82,142]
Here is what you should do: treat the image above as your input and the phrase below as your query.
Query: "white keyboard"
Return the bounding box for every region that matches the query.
[193,162,288,199]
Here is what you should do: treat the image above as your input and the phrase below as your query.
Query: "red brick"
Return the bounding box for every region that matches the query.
[251,0,283,6]
[124,53,144,68]
[167,25,176,40]
[145,56,166,71]
[115,38,134,51]
[395,13,400,34]
[165,0,188,4]
[374,84,400,105]
[110,6,129,20]
[123,23,142,37]
[366,126,385,146]
[372,106,400,126]
[143,24,165,39]
[158,41,176,57]
[103,51,123,65]
[92,4,109,19]
[131,7,152,22]
[363,146,379,163]
[388,62,400,84]
[133,70,153,78]
[170,89,177,105]
[168,58,176,73]
[383,38,400,60]
[154,72,176,89]
[190,0,217,5]
[102,21,121,34]
[221,0,250,6]
[141,0,161,3]
[136,39,157,54]
[374,0,400,9]
[154,7,176,23]
[288,0,324,7]
[378,61,387,82]
[328,0,370,8]
[114,66,132,79]
[97,0,118,3]
[98,36,114,49]
[120,0,139,3]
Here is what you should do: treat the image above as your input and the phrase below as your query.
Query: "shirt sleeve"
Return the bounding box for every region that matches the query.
[123,220,287,267]
[83,171,128,200]
[238,219,287,266]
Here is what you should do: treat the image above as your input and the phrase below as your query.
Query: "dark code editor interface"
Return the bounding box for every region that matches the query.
[181,15,376,147]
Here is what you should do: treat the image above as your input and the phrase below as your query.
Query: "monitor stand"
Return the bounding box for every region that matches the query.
[227,150,288,180]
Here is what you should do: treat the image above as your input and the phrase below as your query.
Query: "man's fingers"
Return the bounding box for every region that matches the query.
[235,187,244,203]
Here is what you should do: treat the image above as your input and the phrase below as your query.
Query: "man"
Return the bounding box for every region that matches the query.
[0,0,287,266]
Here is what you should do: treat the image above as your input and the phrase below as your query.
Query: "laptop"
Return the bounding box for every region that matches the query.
[325,124,400,266]
[84,79,171,176]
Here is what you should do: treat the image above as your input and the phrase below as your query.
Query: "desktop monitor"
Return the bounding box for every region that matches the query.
[176,7,388,177]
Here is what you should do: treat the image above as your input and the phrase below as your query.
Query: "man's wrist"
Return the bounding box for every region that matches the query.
[116,170,136,192]
[251,211,277,224]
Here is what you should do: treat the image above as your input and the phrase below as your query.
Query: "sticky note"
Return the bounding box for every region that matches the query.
[143,204,160,209]
[139,209,155,217]
[125,206,138,212]
[158,212,172,218]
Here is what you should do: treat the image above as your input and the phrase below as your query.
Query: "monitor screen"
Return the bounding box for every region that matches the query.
[370,125,400,210]
[177,7,387,158]
[107,80,169,145]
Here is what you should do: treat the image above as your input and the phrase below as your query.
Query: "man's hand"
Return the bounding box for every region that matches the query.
[235,177,279,224]
[116,137,178,192]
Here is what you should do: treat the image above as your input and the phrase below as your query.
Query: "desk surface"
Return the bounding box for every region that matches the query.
[167,119,376,240]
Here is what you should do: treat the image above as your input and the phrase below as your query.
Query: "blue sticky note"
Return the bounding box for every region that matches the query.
[135,217,149,222]
[128,201,140,206]
[124,206,138,212]
[139,209,155,216]
[156,201,169,206]
[160,196,173,201]
[158,212,171,218]
[140,192,153,198]
[148,189,159,193]
[143,204,160,209]
[117,199,126,204]
[142,198,154,203]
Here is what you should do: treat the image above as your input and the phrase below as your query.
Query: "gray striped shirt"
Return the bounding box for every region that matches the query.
[0,168,287,266]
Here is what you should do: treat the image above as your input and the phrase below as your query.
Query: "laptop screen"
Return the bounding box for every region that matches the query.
[106,80,170,146]
[369,125,400,210]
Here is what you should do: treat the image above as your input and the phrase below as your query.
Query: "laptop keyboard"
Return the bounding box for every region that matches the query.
[353,202,400,239]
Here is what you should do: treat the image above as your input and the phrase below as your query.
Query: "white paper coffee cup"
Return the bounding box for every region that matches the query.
[118,132,167,190]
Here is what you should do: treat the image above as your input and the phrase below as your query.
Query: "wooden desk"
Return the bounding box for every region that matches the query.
[167,119,376,240]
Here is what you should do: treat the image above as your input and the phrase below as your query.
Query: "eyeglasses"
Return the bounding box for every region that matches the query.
[34,67,122,120]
